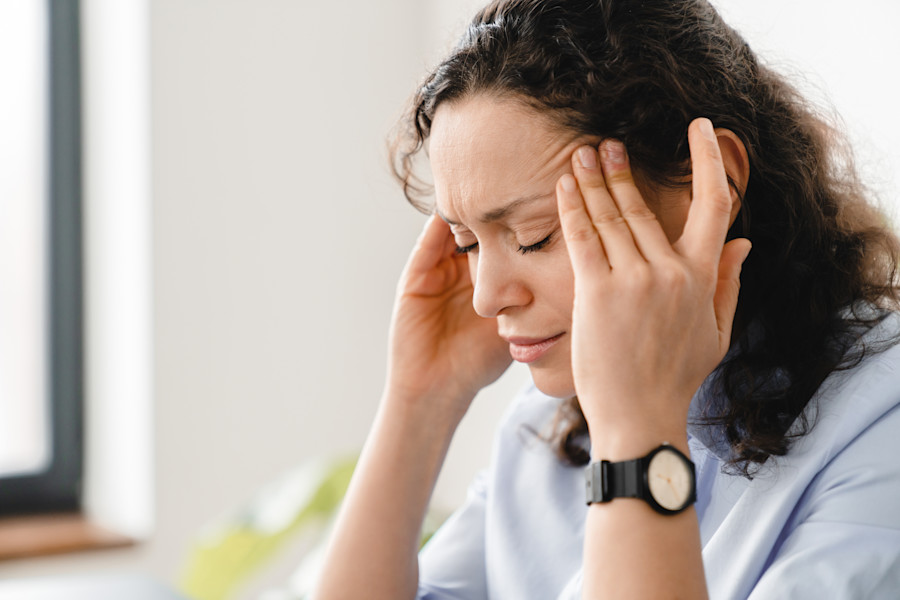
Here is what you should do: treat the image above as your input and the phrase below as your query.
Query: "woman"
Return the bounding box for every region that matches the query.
[314,0,900,598]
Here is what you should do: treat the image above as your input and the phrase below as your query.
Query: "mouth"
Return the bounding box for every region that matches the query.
[502,332,565,364]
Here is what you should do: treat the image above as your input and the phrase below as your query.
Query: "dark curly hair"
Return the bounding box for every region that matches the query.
[391,0,900,475]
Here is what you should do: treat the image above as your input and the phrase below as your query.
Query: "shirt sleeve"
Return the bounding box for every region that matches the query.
[748,405,900,599]
[416,470,489,600]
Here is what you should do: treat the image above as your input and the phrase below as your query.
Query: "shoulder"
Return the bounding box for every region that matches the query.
[703,316,900,597]
[803,311,900,444]
[746,335,900,598]
[757,311,900,506]
[791,313,900,511]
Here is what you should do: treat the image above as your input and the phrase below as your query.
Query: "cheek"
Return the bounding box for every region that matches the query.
[533,248,575,318]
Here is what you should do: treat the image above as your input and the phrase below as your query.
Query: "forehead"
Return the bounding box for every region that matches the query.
[428,95,589,222]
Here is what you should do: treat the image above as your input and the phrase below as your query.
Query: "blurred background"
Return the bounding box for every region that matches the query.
[1,0,898,598]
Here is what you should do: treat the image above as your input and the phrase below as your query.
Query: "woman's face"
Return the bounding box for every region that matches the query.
[429,95,691,399]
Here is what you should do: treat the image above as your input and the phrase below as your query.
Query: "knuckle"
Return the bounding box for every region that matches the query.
[591,210,626,228]
[621,205,657,221]
[564,224,597,244]
[698,268,718,289]
[712,193,734,215]
[624,264,652,290]
[557,202,580,220]
[658,263,688,289]
[605,171,636,187]
[578,174,607,192]
[576,252,605,277]
[576,170,607,189]
[580,279,607,299]
[699,142,722,163]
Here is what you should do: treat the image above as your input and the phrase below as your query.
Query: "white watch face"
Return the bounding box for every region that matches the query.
[647,449,692,511]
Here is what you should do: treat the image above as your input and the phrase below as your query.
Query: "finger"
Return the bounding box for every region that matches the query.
[570,145,643,268]
[680,118,734,267]
[556,173,610,276]
[713,238,752,349]
[400,215,462,295]
[408,214,454,272]
[595,141,675,260]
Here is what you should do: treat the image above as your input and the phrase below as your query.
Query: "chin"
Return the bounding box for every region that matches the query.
[528,364,576,400]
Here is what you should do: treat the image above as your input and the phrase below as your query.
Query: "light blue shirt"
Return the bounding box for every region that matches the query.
[417,315,900,599]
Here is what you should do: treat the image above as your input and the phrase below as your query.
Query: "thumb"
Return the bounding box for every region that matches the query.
[713,238,752,348]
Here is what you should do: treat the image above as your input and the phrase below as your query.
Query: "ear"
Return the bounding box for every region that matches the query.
[713,128,750,227]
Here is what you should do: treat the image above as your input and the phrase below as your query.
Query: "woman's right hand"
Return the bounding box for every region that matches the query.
[384,214,512,423]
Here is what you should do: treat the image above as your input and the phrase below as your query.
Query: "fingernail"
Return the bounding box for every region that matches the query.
[576,146,597,169]
[698,118,716,141]
[601,140,627,168]
[559,174,577,193]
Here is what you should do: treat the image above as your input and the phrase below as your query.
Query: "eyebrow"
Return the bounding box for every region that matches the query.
[437,192,553,226]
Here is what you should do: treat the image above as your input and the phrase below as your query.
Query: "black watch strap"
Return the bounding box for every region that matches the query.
[584,459,644,504]
[584,444,696,515]
[585,458,644,504]
[604,458,643,501]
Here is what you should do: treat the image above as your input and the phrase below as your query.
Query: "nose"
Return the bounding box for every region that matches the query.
[471,248,532,318]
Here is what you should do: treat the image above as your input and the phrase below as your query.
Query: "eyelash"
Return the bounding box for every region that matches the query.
[455,233,553,256]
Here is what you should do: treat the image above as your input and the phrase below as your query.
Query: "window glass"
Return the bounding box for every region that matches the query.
[0,1,51,478]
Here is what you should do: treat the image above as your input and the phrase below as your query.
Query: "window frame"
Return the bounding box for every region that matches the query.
[0,0,84,515]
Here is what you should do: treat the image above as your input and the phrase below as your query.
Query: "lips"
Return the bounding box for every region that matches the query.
[503,332,565,363]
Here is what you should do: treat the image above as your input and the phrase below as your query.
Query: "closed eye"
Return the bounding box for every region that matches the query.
[455,242,478,255]
[456,233,553,255]
[518,234,552,254]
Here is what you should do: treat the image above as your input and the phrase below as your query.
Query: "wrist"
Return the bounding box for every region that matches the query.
[584,412,689,462]
[380,386,473,438]
[590,433,690,462]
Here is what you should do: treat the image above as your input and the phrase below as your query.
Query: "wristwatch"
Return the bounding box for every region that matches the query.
[584,443,696,515]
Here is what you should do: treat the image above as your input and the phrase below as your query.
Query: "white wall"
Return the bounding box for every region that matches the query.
[81,0,154,542]
[0,0,527,596]
[2,1,897,598]
[711,0,900,217]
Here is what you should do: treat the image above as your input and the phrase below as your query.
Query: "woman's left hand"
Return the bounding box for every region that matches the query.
[556,118,751,458]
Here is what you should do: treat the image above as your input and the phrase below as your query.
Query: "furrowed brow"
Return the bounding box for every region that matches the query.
[437,192,552,227]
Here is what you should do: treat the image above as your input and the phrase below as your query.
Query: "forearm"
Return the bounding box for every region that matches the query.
[582,426,707,599]
[583,502,706,599]
[312,392,461,600]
